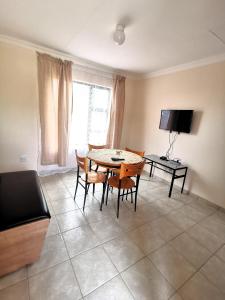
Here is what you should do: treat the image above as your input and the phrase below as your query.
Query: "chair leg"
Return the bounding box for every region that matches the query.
[106,183,110,206]
[74,168,79,200]
[83,182,88,211]
[93,183,95,195]
[134,189,138,211]
[130,188,133,203]
[122,189,125,201]
[100,183,106,211]
[134,176,140,212]
[117,188,121,218]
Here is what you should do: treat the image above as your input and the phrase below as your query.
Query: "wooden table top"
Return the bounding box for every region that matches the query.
[87,149,143,167]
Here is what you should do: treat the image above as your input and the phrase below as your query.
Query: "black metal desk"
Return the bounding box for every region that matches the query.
[144,154,188,197]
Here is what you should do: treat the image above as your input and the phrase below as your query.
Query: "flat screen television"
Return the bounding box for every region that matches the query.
[159,110,193,133]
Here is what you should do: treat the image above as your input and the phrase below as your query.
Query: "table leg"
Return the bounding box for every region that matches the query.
[149,161,153,177]
[169,170,175,198]
[181,168,187,194]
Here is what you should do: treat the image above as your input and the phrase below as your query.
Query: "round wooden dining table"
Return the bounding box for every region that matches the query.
[87,148,143,168]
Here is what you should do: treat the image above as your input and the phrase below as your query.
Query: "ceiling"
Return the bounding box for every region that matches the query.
[0,0,225,75]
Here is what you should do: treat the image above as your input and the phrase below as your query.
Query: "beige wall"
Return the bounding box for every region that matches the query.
[1,40,225,208]
[0,42,39,172]
[123,63,225,208]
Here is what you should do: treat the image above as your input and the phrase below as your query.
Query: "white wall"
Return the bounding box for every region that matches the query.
[0,42,39,172]
[123,62,225,208]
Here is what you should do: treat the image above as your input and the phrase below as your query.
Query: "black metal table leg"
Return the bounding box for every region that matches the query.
[149,161,153,177]
[168,170,175,197]
[181,168,187,193]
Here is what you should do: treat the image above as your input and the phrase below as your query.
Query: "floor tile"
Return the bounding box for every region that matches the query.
[150,217,183,241]
[169,293,183,300]
[103,235,144,272]
[56,210,87,232]
[51,197,78,214]
[177,205,208,222]
[189,201,216,216]
[28,234,69,276]
[171,192,194,204]
[128,223,166,254]
[29,261,81,300]
[0,268,27,291]
[130,190,155,205]
[36,172,225,299]
[84,275,133,300]
[187,224,224,253]
[149,244,196,289]
[215,210,225,224]
[150,199,174,215]
[90,218,124,243]
[134,203,162,222]
[46,216,60,237]
[114,209,146,231]
[166,210,196,230]
[170,233,211,268]
[61,178,76,188]
[44,182,65,191]
[82,204,111,224]
[121,257,174,300]
[0,280,29,300]
[199,214,225,240]
[71,246,118,296]
[216,244,225,262]
[47,189,71,201]
[200,255,225,295]
[69,185,91,198]
[63,225,100,258]
[161,197,184,209]
[180,272,224,300]
[74,194,100,209]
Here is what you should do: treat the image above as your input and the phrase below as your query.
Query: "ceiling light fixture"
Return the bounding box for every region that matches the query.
[113,24,125,45]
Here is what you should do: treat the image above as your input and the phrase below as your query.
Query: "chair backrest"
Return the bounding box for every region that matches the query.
[75,150,88,173]
[88,144,107,151]
[125,147,145,157]
[119,160,145,179]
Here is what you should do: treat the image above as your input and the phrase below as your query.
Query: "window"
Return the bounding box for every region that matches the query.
[70,81,111,149]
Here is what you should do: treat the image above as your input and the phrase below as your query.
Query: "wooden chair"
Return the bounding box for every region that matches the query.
[88,144,108,173]
[125,147,145,157]
[112,147,145,179]
[88,144,107,151]
[74,150,106,211]
[102,160,145,218]
[88,144,109,194]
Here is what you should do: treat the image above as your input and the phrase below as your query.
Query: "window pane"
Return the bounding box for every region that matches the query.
[89,86,111,144]
[91,87,110,111]
[71,81,111,149]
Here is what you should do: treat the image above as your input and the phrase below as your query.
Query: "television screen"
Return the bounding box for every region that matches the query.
[159,110,193,133]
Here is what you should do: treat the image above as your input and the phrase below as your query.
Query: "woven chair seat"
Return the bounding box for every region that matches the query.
[81,171,106,184]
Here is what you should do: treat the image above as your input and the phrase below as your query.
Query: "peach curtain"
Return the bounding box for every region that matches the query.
[37,53,72,166]
[107,75,126,148]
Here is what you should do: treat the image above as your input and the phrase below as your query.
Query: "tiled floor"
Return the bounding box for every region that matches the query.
[1,171,225,299]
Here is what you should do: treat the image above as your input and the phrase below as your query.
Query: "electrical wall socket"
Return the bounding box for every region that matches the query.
[20,155,27,163]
